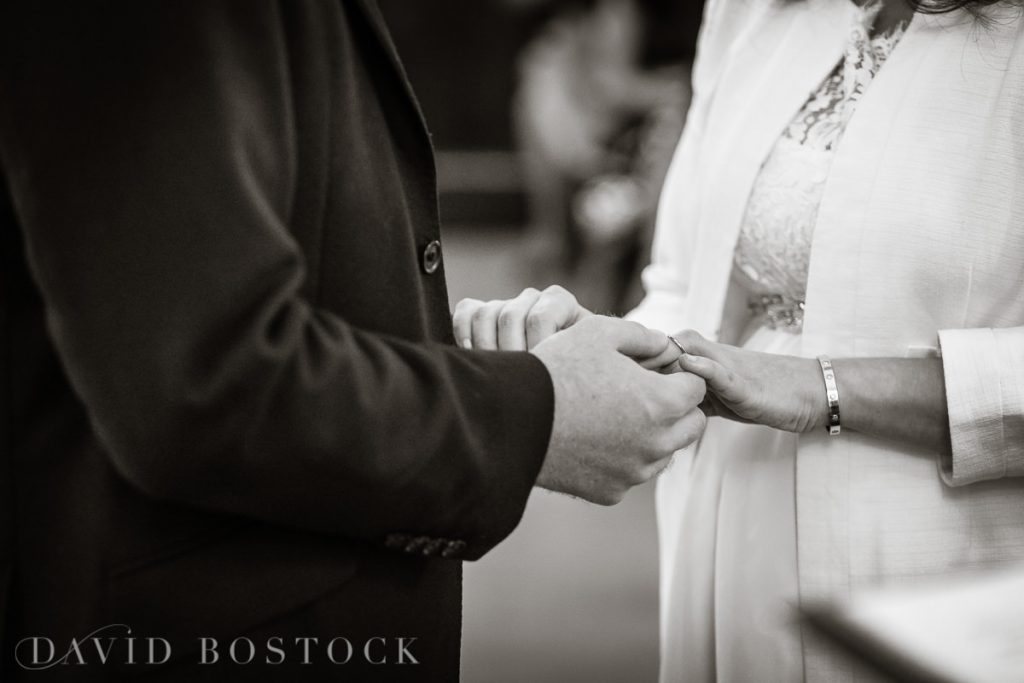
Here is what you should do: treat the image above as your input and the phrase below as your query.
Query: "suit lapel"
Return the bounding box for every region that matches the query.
[350,0,433,139]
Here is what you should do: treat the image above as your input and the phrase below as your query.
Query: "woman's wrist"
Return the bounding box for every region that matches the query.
[825,357,951,452]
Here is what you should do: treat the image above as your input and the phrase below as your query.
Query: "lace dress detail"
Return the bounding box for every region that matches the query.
[733,4,906,329]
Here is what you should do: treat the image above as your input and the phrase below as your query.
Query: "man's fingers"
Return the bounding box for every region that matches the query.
[453,298,483,349]
[663,408,708,454]
[593,317,670,359]
[496,289,541,351]
[671,329,720,360]
[643,450,679,482]
[639,340,683,371]
[470,300,504,350]
[659,370,708,409]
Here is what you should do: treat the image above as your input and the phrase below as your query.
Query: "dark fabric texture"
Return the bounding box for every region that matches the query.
[0,1,555,680]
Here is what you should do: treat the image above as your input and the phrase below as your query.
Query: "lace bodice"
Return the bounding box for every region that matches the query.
[733,4,906,310]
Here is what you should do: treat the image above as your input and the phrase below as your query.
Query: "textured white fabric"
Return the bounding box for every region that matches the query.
[658,323,805,682]
[734,4,903,301]
[939,327,1024,485]
[627,1,1024,680]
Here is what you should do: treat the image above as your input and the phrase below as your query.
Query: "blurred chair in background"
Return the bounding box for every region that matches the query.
[510,0,703,314]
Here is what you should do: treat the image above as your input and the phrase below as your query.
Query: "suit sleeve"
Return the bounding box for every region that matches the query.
[937,326,1024,487]
[0,1,553,560]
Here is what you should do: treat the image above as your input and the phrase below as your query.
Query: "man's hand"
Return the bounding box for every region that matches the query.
[530,316,707,505]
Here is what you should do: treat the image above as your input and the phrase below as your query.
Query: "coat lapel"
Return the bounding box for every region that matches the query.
[350,0,433,139]
[686,0,856,336]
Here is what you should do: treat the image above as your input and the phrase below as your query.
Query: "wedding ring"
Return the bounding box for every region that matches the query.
[667,335,685,355]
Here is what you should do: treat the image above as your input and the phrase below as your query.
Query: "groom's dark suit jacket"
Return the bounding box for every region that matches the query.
[0,1,555,680]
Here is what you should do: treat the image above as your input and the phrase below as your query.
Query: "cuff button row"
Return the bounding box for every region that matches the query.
[385,533,467,558]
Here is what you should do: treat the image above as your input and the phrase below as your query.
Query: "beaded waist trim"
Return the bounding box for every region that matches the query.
[748,294,805,331]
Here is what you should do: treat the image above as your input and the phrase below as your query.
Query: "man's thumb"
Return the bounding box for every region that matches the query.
[600,318,669,359]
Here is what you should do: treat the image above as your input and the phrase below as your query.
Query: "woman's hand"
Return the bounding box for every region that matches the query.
[672,330,827,434]
[454,285,680,370]
[453,285,592,352]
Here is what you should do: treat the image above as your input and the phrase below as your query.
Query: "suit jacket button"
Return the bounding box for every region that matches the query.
[404,536,431,553]
[422,538,447,556]
[440,540,467,559]
[421,240,442,275]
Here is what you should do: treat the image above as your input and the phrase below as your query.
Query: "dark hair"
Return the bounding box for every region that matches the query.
[903,0,1017,15]
[782,0,1022,18]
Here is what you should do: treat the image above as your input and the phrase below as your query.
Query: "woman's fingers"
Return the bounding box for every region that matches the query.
[678,353,744,402]
[699,393,756,424]
[497,288,541,351]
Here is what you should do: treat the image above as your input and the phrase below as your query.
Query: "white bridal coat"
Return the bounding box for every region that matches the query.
[628,0,1024,678]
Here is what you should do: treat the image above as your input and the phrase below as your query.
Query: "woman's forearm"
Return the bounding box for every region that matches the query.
[827,358,952,454]
[672,331,955,455]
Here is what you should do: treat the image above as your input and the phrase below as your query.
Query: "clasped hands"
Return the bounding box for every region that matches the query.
[455,286,827,505]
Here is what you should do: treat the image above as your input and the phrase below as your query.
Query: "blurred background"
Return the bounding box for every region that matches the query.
[375,1,704,681]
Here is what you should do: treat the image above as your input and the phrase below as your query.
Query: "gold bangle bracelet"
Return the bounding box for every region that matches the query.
[817,355,841,436]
